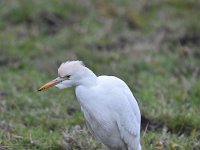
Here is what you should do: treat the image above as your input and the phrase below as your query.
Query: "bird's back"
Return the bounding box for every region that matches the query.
[97,75,141,122]
[97,75,128,89]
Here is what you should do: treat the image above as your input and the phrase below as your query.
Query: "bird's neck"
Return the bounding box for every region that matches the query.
[79,68,97,87]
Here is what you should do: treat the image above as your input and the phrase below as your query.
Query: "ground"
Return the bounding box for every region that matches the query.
[0,0,200,149]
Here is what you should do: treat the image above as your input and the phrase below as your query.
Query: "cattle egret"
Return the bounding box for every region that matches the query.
[38,61,141,150]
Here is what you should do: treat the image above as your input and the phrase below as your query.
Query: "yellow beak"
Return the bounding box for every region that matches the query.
[38,80,58,91]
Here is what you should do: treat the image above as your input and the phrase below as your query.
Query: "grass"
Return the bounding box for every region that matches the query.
[0,0,200,149]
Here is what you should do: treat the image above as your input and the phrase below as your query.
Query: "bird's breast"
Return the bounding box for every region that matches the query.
[81,106,125,149]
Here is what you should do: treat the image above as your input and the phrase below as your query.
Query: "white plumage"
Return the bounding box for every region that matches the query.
[38,61,141,150]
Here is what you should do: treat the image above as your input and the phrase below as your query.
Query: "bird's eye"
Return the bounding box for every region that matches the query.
[65,75,71,79]
[61,75,71,79]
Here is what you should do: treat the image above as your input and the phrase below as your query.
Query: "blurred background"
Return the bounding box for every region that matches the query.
[0,0,199,149]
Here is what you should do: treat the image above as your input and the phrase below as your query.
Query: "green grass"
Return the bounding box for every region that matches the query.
[0,0,200,149]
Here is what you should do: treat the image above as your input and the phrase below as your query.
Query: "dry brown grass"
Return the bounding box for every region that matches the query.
[62,125,106,150]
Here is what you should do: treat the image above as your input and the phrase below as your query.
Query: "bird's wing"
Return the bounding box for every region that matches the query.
[98,76,141,134]
[115,86,141,149]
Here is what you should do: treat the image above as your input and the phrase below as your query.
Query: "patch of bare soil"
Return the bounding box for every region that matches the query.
[0,144,9,150]
[179,34,200,46]
[141,115,200,137]
[36,12,72,35]
[141,115,165,132]
[67,107,77,116]
[4,10,80,36]
[0,92,8,99]
[0,53,20,67]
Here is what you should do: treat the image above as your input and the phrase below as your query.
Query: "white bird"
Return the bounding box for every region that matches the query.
[38,60,141,150]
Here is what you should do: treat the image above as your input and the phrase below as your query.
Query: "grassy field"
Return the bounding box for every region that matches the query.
[0,0,200,149]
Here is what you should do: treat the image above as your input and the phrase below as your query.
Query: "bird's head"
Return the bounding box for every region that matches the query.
[38,60,95,91]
